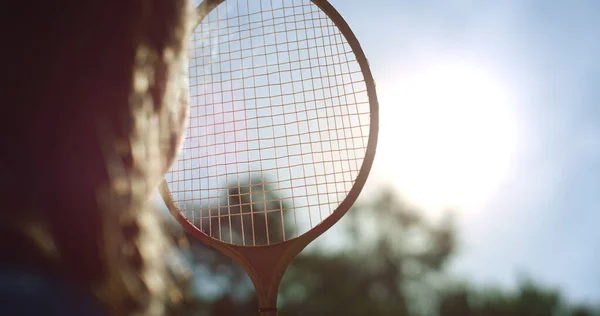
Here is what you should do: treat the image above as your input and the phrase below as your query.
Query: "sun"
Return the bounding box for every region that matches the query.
[376,59,519,214]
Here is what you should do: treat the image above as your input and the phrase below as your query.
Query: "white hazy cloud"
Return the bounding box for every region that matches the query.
[328,0,600,303]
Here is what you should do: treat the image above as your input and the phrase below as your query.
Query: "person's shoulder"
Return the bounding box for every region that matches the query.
[0,269,104,316]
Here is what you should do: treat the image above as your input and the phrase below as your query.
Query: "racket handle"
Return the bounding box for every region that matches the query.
[258,307,278,315]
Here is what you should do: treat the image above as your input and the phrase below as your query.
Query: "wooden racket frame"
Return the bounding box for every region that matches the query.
[159,0,379,314]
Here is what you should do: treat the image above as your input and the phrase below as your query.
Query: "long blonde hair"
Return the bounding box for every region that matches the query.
[3,0,195,314]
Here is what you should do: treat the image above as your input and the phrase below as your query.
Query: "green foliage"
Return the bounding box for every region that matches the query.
[439,278,599,316]
[192,174,292,245]
[173,183,599,316]
[278,187,456,316]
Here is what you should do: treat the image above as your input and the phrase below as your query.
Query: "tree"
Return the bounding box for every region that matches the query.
[174,174,293,315]
[439,278,600,316]
[277,188,456,316]
[167,184,599,316]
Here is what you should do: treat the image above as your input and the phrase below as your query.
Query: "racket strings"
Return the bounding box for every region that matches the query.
[167,0,370,246]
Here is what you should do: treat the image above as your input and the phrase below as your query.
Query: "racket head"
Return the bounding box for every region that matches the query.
[161,0,378,248]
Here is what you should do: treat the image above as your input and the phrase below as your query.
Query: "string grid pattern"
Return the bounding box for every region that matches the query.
[166,0,370,246]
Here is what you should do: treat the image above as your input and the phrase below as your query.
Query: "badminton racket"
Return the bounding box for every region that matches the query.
[160,0,378,314]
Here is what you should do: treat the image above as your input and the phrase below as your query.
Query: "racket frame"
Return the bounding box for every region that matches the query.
[160,0,379,314]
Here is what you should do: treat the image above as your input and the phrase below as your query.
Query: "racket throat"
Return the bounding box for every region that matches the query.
[227,244,293,316]
[244,261,284,315]
[248,266,282,316]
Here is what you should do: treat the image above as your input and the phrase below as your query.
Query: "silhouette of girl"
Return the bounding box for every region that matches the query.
[1,1,194,314]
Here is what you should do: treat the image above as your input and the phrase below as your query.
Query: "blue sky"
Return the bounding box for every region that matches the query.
[325,0,600,303]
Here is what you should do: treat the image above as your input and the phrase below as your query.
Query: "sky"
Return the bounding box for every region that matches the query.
[165,0,600,304]
[323,0,600,304]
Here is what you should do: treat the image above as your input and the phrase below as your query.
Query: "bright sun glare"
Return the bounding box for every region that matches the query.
[377,59,519,214]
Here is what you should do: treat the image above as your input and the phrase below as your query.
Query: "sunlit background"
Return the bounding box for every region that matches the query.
[329,0,599,304]
[157,0,600,310]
